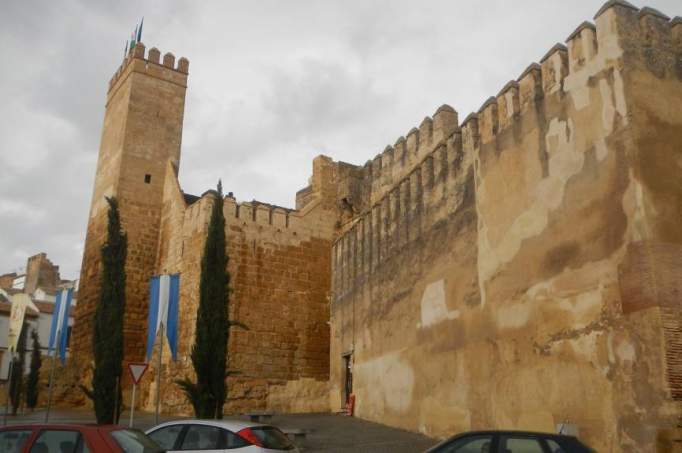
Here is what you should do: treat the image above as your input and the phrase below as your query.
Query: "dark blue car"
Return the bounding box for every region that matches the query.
[423,430,596,453]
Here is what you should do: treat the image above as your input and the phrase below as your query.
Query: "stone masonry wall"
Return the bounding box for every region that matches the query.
[24,253,60,294]
[70,43,188,405]
[330,3,682,452]
[137,159,337,415]
[0,273,17,290]
[70,38,345,414]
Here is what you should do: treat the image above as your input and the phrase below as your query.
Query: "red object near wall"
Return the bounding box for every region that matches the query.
[345,393,355,416]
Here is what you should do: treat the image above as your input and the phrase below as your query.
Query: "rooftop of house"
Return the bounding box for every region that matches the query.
[0,298,39,318]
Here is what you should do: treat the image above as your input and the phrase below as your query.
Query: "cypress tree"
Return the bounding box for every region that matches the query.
[90,196,126,424]
[9,323,27,415]
[25,329,41,410]
[177,182,231,418]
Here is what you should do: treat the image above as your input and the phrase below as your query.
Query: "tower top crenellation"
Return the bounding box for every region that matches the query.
[108,42,189,93]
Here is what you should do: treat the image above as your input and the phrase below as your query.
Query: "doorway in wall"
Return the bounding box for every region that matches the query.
[343,353,353,404]
[343,353,353,405]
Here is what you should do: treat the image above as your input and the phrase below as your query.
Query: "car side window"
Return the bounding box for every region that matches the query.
[77,440,90,453]
[501,437,544,453]
[435,435,494,453]
[224,430,249,449]
[30,430,81,453]
[148,424,185,450]
[180,425,223,450]
[0,430,33,453]
[545,439,566,453]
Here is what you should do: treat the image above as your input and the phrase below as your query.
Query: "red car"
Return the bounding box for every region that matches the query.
[0,424,164,453]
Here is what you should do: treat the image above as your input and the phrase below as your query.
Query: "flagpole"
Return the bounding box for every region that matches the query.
[114,376,120,424]
[4,352,14,425]
[154,324,164,425]
[44,329,60,423]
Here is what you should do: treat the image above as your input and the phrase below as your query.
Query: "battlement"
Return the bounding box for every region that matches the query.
[361,104,458,204]
[224,197,298,229]
[107,42,189,95]
[332,118,471,298]
[469,0,682,145]
[180,189,325,240]
[347,0,682,202]
[331,0,682,301]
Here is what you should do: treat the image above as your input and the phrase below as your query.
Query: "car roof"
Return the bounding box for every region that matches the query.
[146,419,266,433]
[425,430,586,453]
[0,424,122,432]
[449,430,577,439]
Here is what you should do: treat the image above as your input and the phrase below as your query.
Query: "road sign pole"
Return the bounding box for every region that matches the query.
[126,361,148,428]
[129,383,137,427]
[4,352,14,425]
[154,324,164,425]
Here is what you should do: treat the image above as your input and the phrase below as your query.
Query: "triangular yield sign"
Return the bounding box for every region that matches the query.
[128,362,149,384]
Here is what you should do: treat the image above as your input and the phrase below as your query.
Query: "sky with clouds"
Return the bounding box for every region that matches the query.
[1,0,679,280]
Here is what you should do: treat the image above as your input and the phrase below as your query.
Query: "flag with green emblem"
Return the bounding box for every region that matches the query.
[125,18,144,56]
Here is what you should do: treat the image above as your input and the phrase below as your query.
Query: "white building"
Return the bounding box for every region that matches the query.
[0,253,77,379]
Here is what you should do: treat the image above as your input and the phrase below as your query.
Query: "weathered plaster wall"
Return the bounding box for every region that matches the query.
[330,4,682,452]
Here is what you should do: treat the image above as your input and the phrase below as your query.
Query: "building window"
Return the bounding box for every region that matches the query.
[144,174,152,184]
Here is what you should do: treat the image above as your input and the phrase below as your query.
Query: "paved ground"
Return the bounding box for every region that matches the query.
[2,408,438,453]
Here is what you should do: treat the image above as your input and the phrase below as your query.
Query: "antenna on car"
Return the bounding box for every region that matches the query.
[558,420,569,434]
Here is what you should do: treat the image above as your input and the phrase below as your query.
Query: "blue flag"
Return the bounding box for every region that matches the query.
[146,274,180,361]
[125,18,144,54]
[48,288,73,364]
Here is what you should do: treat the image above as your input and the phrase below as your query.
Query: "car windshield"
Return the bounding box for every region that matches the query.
[250,427,296,450]
[110,429,165,453]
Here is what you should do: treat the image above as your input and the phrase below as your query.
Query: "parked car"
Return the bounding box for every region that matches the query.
[0,424,164,453]
[145,419,299,452]
[423,430,596,453]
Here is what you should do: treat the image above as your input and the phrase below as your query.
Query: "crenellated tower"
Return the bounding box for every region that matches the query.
[72,43,189,367]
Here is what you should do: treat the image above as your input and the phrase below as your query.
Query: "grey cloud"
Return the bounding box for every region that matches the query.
[1,0,680,279]
[263,58,393,138]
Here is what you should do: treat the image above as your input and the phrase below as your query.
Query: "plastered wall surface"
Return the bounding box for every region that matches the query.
[330,3,682,452]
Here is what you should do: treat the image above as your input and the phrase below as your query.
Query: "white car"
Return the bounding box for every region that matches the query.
[145,419,300,453]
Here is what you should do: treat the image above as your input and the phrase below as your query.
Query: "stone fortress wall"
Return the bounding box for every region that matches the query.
[70,1,682,451]
[329,2,682,451]
[140,156,341,415]
[72,42,189,385]
[72,43,340,413]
